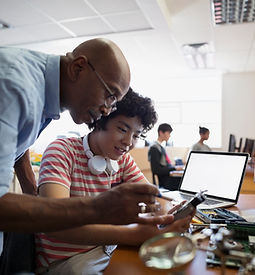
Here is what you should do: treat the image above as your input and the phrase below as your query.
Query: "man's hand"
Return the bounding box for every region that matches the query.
[91,182,172,225]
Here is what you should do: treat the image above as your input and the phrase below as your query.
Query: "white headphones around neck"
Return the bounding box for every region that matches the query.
[83,135,119,175]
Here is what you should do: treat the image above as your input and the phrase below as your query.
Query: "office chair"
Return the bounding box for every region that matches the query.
[243,138,255,155]
[236,137,243,152]
[228,134,243,152]
[243,138,255,169]
[152,173,159,187]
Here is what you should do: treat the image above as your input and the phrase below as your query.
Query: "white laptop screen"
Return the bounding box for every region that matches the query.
[180,152,248,201]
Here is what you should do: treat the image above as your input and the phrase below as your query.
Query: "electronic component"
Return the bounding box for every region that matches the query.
[174,190,206,220]
[195,208,247,224]
[205,221,255,269]
[226,221,255,241]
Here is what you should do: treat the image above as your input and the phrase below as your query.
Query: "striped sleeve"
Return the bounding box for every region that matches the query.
[38,139,75,190]
[121,153,146,183]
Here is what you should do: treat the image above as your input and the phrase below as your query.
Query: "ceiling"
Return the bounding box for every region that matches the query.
[1,0,255,75]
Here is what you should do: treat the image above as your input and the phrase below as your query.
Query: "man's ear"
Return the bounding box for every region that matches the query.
[68,55,88,81]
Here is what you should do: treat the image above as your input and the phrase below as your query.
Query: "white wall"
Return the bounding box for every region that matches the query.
[20,38,255,153]
[222,72,255,151]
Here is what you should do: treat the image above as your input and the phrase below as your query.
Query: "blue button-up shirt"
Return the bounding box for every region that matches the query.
[0,47,60,253]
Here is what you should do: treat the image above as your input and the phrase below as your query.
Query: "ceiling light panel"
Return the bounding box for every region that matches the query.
[211,0,255,25]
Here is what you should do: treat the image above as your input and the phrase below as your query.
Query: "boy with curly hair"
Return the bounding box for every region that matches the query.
[35,88,193,275]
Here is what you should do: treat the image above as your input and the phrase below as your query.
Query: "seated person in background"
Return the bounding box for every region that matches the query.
[191,126,212,152]
[148,123,183,191]
[35,89,193,275]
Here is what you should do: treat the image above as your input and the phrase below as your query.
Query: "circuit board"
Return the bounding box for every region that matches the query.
[206,222,255,268]
[196,208,247,223]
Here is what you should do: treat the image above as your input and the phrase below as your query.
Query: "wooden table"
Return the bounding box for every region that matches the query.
[240,167,255,194]
[104,194,255,275]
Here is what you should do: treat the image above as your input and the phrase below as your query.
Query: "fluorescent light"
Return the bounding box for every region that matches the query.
[182,43,214,70]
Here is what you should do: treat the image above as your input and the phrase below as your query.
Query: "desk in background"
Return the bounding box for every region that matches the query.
[104,194,255,275]
[169,170,184,177]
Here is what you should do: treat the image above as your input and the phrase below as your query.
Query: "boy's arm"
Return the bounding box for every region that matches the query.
[40,184,191,246]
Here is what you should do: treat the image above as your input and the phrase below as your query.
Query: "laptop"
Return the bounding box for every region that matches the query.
[164,151,248,209]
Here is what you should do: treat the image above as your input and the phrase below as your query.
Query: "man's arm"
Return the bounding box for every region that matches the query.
[39,184,192,246]
[46,215,193,247]
[14,150,37,195]
[0,183,171,232]
[0,192,94,232]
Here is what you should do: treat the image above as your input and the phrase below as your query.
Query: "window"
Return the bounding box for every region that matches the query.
[31,75,222,153]
[134,74,222,148]
[31,111,89,153]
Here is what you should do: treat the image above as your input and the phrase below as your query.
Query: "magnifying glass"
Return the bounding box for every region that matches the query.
[139,232,196,270]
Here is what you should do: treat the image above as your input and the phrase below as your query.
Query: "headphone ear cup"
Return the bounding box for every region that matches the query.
[88,156,107,175]
[83,135,94,159]
[83,135,118,175]
[106,159,119,174]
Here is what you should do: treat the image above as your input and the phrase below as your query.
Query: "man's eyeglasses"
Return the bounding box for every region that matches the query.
[138,133,147,140]
[87,61,117,109]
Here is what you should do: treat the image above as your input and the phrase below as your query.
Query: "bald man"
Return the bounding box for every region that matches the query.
[0,39,170,255]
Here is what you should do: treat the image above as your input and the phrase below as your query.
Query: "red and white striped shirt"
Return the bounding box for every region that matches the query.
[35,137,145,268]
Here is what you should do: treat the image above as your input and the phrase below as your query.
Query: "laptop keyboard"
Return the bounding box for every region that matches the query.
[181,194,220,205]
[204,198,221,205]
[180,194,194,201]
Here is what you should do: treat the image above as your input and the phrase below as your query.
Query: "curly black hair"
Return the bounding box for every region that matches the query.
[88,87,158,134]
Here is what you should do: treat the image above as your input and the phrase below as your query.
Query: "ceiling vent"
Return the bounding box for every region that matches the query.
[211,0,255,25]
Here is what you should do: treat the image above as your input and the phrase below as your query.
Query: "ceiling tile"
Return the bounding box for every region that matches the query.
[0,0,254,74]
[20,23,72,43]
[0,0,50,27]
[166,0,213,45]
[215,51,248,72]
[62,17,113,36]
[214,23,255,51]
[87,0,139,14]
[0,28,34,45]
[0,24,71,45]
[104,11,152,32]
[31,0,96,21]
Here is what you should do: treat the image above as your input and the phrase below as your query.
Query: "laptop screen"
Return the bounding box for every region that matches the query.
[180,151,248,201]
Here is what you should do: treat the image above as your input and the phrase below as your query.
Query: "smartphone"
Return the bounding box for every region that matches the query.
[173,190,207,220]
